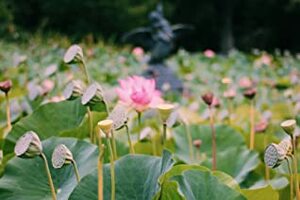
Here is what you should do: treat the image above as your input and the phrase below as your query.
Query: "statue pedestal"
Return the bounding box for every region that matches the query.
[143,63,183,93]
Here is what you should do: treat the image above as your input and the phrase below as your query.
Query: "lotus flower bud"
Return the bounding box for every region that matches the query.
[81,83,104,106]
[108,104,128,130]
[281,119,296,136]
[52,144,74,169]
[193,139,202,149]
[243,88,256,100]
[63,80,85,100]
[0,80,12,94]
[98,119,113,137]
[63,45,84,64]
[221,77,232,85]
[201,92,214,106]
[14,131,43,158]
[157,103,175,122]
[264,143,286,168]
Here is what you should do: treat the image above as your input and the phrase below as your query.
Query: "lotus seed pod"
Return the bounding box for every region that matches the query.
[14,131,42,158]
[278,138,293,156]
[264,143,286,168]
[63,80,85,100]
[0,79,12,94]
[98,119,113,137]
[243,88,256,100]
[157,103,175,122]
[281,119,296,136]
[108,104,128,130]
[63,45,84,64]
[193,139,202,149]
[81,83,104,106]
[201,92,214,106]
[221,77,232,85]
[52,144,74,169]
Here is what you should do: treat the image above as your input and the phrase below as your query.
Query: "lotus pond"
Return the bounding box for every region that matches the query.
[0,38,300,200]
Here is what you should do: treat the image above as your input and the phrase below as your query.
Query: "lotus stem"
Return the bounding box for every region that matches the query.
[81,60,90,84]
[249,100,255,150]
[125,123,134,154]
[111,130,118,160]
[264,132,270,181]
[137,111,142,142]
[184,123,194,162]
[161,122,167,147]
[71,160,80,183]
[40,153,56,200]
[291,134,300,200]
[97,128,105,200]
[87,107,94,143]
[152,136,157,156]
[107,139,115,200]
[209,106,217,170]
[287,158,294,200]
[5,93,11,131]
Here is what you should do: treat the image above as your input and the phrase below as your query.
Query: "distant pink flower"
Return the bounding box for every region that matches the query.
[203,49,215,58]
[116,76,163,112]
[238,77,253,89]
[132,47,144,57]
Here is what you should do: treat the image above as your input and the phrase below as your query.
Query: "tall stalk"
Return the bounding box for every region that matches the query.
[40,153,56,200]
[72,160,80,183]
[249,99,255,150]
[287,158,294,200]
[209,106,217,170]
[125,123,135,154]
[107,139,115,200]
[184,124,194,162]
[110,130,118,160]
[291,134,300,200]
[137,112,142,142]
[5,93,11,131]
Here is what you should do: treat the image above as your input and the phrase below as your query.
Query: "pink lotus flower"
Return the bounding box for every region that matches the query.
[203,49,215,58]
[132,47,144,57]
[116,76,163,112]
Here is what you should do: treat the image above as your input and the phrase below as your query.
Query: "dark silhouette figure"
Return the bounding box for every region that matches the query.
[122,3,193,92]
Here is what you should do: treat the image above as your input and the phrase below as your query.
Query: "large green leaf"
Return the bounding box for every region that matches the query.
[154,165,244,200]
[69,150,174,200]
[242,185,279,200]
[174,124,260,183]
[0,137,98,200]
[172,169,246,200]
[4,99,86,154]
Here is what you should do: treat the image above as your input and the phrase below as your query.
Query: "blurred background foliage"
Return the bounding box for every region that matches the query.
[0,0,300,52]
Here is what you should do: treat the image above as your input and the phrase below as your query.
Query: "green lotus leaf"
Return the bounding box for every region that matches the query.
[242,185,279,200]
[174,124,260,183]
[0,137,98,200]
[69,150,174,200]
[4,99,87,154]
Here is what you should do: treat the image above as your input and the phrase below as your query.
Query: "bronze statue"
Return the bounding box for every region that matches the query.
[122,3,193,92]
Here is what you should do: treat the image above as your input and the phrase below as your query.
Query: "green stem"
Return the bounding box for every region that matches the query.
[152,135,157,156]
[209,106,217,170]
[97,128,105,200]
[184,124,194,162]
[287,158,294,200]
[111,130,118,160]
[40,153,56,200]
[81,60,90,84]
[87,107,94,143]
[292,135,300,200]
[107,139,115,200]
[137,112,142,142]
[125,124,135,154]
[72,160,80,183]
[161,122,167,146]
[249,100,255,150]
[5,93,11,131]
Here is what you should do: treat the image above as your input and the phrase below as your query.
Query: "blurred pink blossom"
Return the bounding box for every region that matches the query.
[116,76,163,112]
[41,79,55,95]
[203,49,215,58]
[238,77,253,89]
[255,53,272,67]
[223,88,236,99]
[132,47,144,57]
